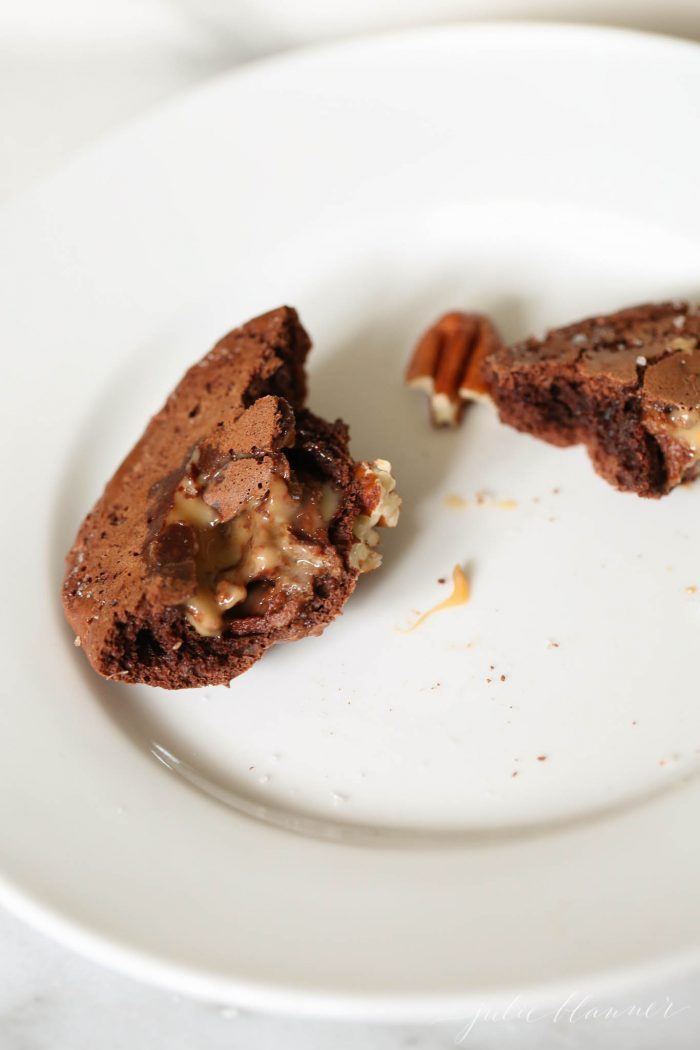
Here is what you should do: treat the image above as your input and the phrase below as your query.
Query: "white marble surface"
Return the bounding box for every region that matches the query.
[2,906,700,1049]
[2,2,700,1046]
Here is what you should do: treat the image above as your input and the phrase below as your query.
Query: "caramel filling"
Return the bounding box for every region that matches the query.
[168,472,343,637]
[668,407,700,463]
[645,405,700,468]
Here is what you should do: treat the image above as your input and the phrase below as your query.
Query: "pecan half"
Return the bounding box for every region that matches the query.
[406,311,502,427]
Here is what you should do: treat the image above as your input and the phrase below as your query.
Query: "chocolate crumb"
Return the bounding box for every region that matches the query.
[536,754,547,762]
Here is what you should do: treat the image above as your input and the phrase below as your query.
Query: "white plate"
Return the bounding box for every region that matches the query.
[2,23,700,1021]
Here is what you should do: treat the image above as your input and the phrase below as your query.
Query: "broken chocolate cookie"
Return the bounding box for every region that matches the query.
[483,301,700,497]
[63,307,400,688]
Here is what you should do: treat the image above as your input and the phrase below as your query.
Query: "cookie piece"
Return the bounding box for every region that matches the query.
[63,307,400,688]
[483,302,700,497]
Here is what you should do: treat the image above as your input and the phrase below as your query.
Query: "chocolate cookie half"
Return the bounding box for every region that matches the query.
[63,307,400,688]
[483,302,700,497]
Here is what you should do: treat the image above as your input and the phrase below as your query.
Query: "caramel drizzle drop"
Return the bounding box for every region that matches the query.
[406,564,470,632]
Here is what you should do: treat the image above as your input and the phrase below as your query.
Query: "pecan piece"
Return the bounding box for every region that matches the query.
[350,459,401,572]
[406,311,502,427]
